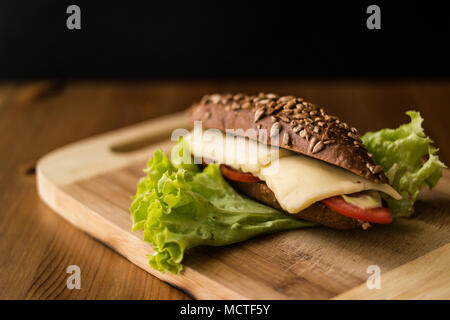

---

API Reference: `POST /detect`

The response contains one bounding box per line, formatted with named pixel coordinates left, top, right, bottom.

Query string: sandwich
left=189, top=93, right=401, bottom=230
left=130, top=93, right=445, bottom=273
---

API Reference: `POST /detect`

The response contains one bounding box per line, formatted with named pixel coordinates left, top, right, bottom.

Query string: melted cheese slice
left=185, top=130, right=401, bottom=213
left=259, top=156, right=401, bottom=212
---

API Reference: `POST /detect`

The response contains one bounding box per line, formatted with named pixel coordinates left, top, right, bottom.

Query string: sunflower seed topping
left=347, top=132, right=360, bottom=141
left=209, top=94, right=221, bottom=104
left=372, top=165, right=383, bottom=174
left=293, top=124, right=303, bottom=133
left=254, top=108, right=265, bottom=122
left=221, top=94, right=232, bottom=104
left=274, top=103, right=284, bottom=111
left=233, top=93, right=244, bottom=100
left=231, top=102, right=241, bottom=110
left=279, top=96, right=293, bottom=103
left=242, top=102, right=251, bottom=109
left=266, top=93, right=278, bottom=99
left=304, top=118, right=313, bottom=125
left=312, top=141, right=324, bottom=154
left=284, top=101, right=296, bottom=109
left=309, top=136, right=318, bottom=151
left=279, top=115, right=290, bottom=123
left=293, top=113, right=306, bottom=119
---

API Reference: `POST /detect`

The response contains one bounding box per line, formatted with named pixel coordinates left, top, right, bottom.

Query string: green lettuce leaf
left=362, top=111, right=446, bottom=218
left=130, top=141, right=315, bottom=274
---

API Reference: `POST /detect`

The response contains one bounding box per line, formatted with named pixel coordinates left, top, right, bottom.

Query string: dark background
left=1, top=1, right=450, bottom=79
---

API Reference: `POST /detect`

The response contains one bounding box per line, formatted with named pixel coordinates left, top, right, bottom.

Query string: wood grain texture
left=333, top=243, right=450, bottom=299
left=36, top=111, right=450, bottom=299
left=1, top=80, right=450, bottom=299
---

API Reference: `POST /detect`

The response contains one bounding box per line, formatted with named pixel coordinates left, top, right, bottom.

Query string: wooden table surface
left=0, top=80, right=449, bottom=299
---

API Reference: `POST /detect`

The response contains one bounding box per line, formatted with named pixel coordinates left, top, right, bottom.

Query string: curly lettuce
left=362, top=111, right=446, bottom=218
left=130, top=141, right=315, bottom=274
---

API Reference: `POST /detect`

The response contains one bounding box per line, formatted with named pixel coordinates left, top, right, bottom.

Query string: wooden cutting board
left=36, top=111, right=450, bottom=299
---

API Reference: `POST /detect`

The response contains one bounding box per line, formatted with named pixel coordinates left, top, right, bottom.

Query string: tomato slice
left=321, top=196, right=392, bottom=224
left=211, top=158, right=392, bottom=224
left=220, top=164, right=262, bottom=183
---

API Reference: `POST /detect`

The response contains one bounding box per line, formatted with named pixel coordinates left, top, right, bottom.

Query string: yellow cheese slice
left=186, top=130, right=401, bottom=214
left=259, top=155, right=401, bottom=213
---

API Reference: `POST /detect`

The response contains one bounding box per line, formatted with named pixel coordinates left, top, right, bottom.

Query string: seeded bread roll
left=228, top=179, right=365, bottom=230
left=190, top=93, right=387, bottom=184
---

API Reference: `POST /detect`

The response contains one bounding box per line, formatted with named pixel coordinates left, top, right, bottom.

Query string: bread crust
left=228, top=179, right=363, bottom=230
left=190, top=93, right=387, bottom=184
